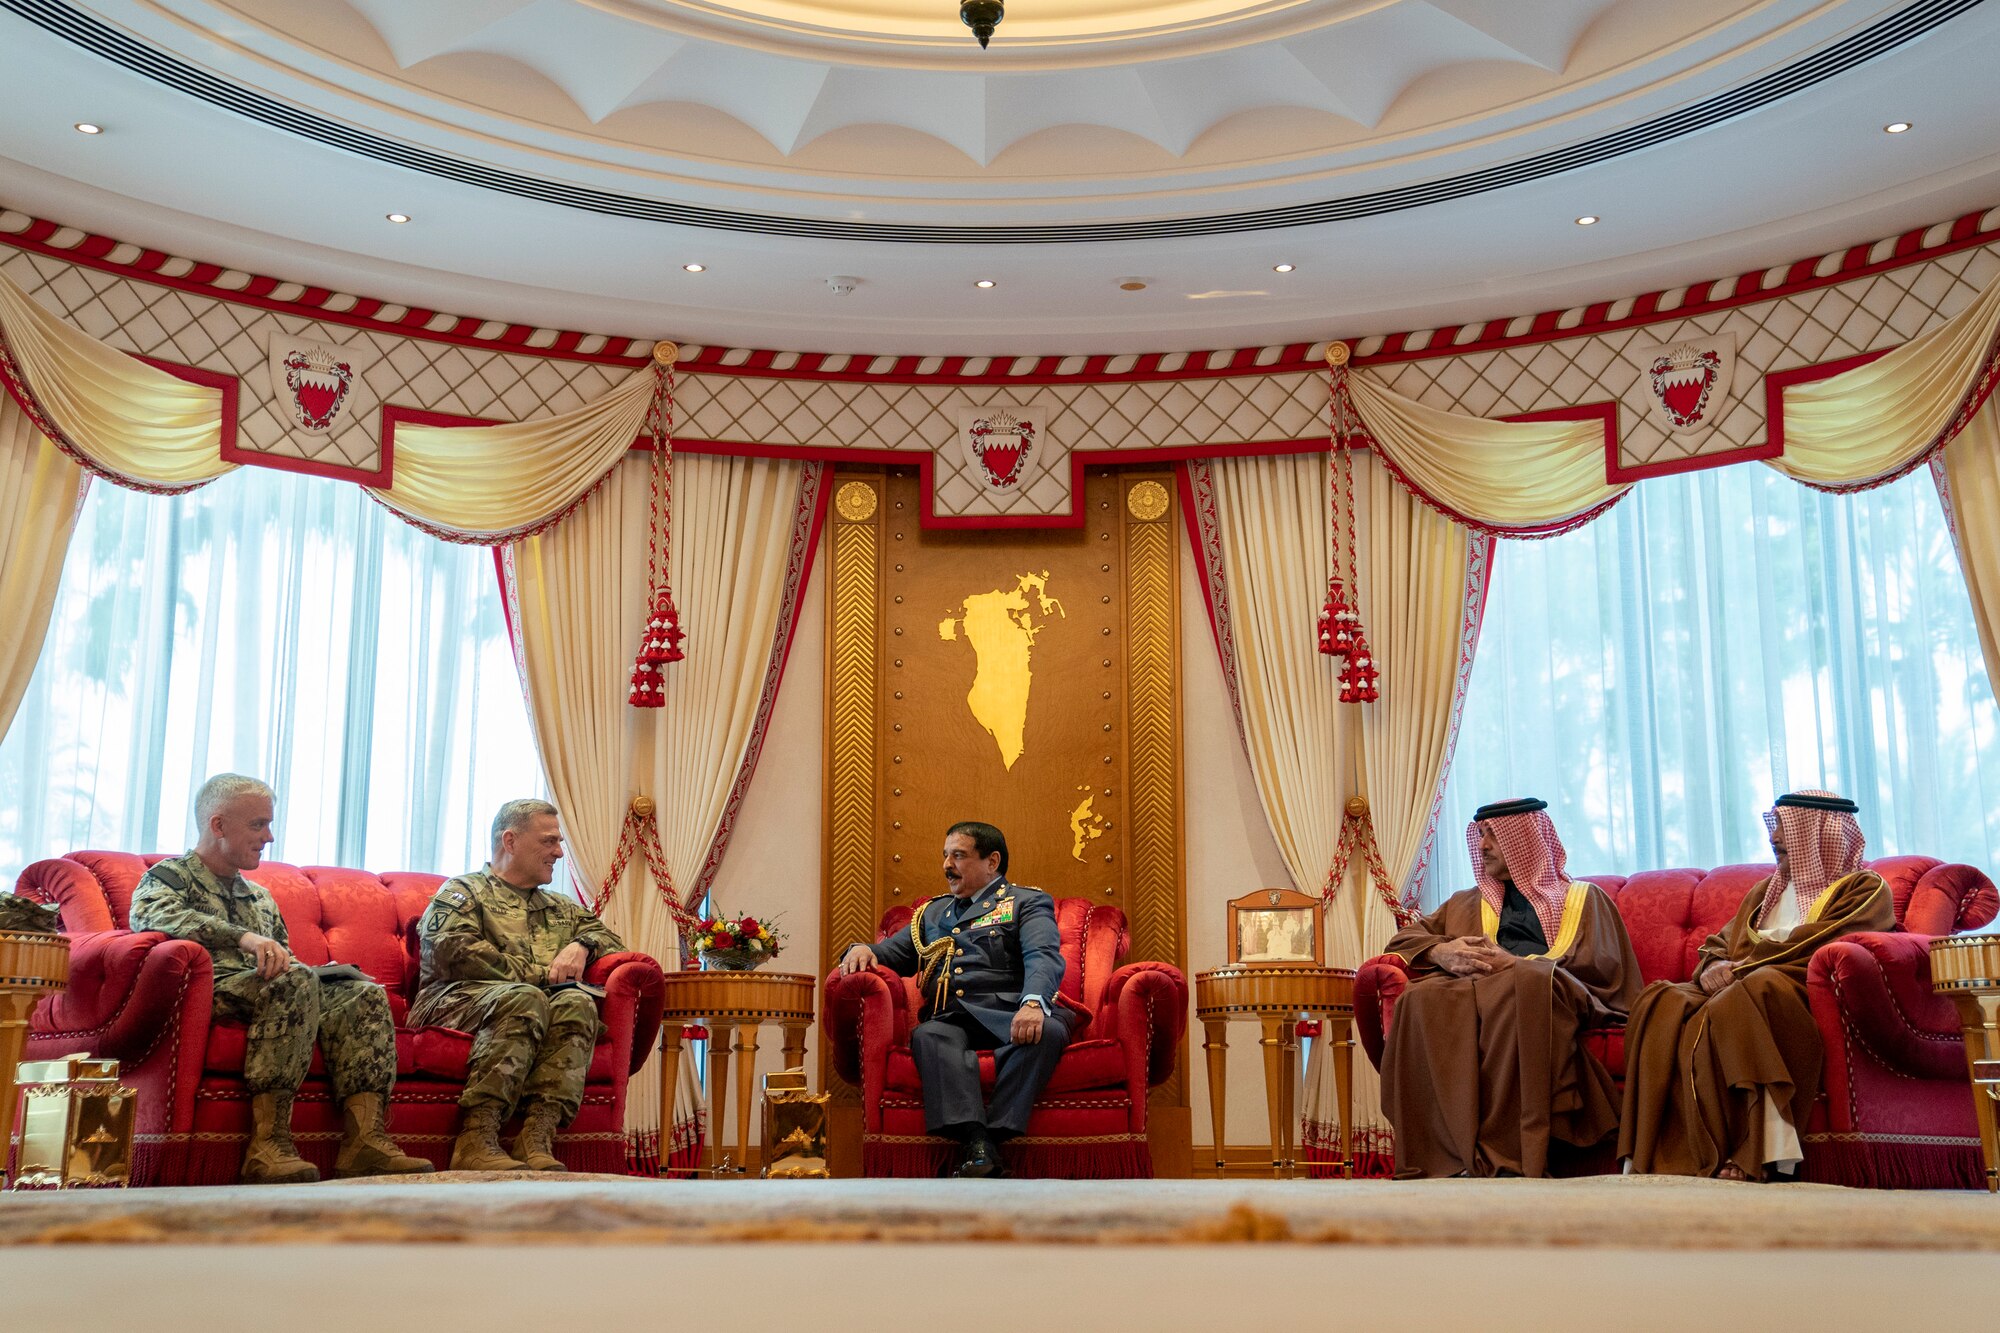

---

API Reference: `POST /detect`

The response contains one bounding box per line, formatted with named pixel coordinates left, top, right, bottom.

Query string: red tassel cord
left=1322, top=345, right=1380, bottom=696
left=631, top=347, right=683, bottom=706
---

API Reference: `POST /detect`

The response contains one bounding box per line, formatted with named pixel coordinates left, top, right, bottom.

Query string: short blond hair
left=195, top=773, right=274, bottom=829
left=491, top=798, right=559, bottom=853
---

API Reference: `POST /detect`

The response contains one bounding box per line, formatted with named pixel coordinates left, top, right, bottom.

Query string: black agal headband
left=1773, top=792, right=1859, bottom=813
left=1473, top=797, right=1548, bottom=821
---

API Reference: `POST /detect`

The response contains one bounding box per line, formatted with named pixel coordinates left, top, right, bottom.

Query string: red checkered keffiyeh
left=1467, top=800, right=1571, bottom=944
left=1760, top=789, right=1866, bottom=924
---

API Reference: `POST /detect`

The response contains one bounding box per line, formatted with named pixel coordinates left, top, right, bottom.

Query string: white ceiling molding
left=0, top=0, right=1997, bottom=353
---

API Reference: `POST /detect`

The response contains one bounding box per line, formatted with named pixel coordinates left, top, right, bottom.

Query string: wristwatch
left=1021, top=995, right=1046, bottom=1011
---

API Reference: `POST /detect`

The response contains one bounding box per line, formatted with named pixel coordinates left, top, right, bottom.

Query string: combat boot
left=450, top=1104, right=530, bottom=1172
left=511, top=1100, right=567, bottom=1171
left=334, top=1093, right=433, bottom=1177
left=241, top=1091, right=320, bottom=1184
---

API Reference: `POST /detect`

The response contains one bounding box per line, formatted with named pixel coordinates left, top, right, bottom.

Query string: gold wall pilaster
left=822, top=475, right=885, bottom=1079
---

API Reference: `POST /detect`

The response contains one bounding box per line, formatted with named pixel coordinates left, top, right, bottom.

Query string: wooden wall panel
left=822, top=466, right=1188, bottom=1158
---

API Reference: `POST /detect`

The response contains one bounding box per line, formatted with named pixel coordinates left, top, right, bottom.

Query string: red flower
left=711, top=930, right=738, bottom=950
left=739, top=917, right=761, bottom=937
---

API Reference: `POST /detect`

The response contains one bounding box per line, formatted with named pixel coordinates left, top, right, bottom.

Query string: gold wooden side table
left=1930, top=929, right=2000, bottom=1193
left=657, top=970, right=817, bottom=1176
left=1, top=928, right=71, bottom=1187
left=1194, top=965, right=1354, bottom=1180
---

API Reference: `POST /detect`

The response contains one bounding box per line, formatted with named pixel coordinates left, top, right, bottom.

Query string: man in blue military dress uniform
left=838, top=820, right=1069, bottom=1177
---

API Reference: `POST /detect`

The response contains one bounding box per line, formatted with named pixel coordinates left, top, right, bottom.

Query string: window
left=0, top=463, right=543, bottom=883
left=1430, top=461, right=2000, bottom=899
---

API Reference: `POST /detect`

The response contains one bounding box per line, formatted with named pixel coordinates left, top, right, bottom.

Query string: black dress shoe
left=953, top=1136, right=1008, bottom=1179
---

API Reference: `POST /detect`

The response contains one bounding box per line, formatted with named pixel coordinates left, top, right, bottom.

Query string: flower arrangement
left=691, top=912, right=784, bottom=971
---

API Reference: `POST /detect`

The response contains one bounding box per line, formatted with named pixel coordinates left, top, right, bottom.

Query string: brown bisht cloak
left=1380, top=882, right=1642, bottom=1178
left=1617, top=870, right=1892, bottom=1177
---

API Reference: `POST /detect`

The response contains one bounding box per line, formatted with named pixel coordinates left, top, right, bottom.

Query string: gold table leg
left=1259, top=1016, right=1288, bottom=1180
left=1948, top=991, right=2000, bottom=1193
left=1278, top=1021, right=1298, bottom=1178
left=0, top=932, right=68, bottom=1189
left=732, top=1023, right=760, bottom=1176
left=705, top=1019, right=730, bottom=1175
left=1201, top=1017, right=1228, bottom=1179
left=658, top=1020, right=686, bottom=1177
left=780, top=1022, right=809, bottom=1074
left=1330, top=1013, right=1355, bottom=1180
left=0, top=990, right=36, bottom=1188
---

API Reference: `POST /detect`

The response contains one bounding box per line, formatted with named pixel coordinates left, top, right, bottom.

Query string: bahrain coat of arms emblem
left=955, top=404, right=1044, bottom=490
left=264, top=331, right=378, bottom=436
left=1631, top=331, right=1738, bottom=435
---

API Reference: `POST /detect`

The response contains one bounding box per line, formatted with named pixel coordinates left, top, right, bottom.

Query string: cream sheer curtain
left=1940, top=400, right=2000, bottom=701
left=0, top=461, right=538, bottom=881
left=0, top=399, right=84, bottom=737
left=1206, top=451, right=1472, bottom=1168
left=510, top=451, right=810, bottom=1164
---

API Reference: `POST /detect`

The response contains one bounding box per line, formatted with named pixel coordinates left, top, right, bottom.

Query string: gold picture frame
left=1226, top=888, right=1323, bottom=968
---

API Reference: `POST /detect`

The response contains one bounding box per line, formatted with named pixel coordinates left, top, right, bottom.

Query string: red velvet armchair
left=15, top=851, right=666, bottom=1185
left=1353, top=856, right=1997, bottom=1187
left=822, top=897, right=1186, bottom=1178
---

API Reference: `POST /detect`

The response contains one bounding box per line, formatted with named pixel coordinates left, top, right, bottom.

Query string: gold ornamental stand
left=1930, top=928, right=2000, bottom=1192
left=657, top=970, right=817, bottom=1176
left=1, top=929, right=71, bottom=1187
left=1194, top=965, right=1354, bottom=1179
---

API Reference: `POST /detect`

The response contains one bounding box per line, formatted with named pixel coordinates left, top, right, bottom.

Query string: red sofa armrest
left=821, top=967, right=906, bottom=1117
left=15, top=857, right=119, bottom=934
left=30, top=930, right=214, bottom=1062
left=1807, top=931, right=1968, bottom=1083
left=1901, top=864, right=2000, bottom=936
left=1354, top=953, right=1410, bottom=1071
left=26, top=930, right=216, bottom=1183
left=1100, top=962, right=1188, bottom=1089
left=586, top=951, right=667, bottom=1078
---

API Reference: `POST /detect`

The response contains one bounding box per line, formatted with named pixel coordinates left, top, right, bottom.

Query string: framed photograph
left=1226, top=888, right=1323, bottom=968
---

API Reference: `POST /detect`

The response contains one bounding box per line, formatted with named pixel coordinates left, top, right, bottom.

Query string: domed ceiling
left=1, top=0, right=1998, bottom=351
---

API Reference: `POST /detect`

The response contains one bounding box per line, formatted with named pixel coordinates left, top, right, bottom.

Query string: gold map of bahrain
left=937, top=570, right=1066, bottom=770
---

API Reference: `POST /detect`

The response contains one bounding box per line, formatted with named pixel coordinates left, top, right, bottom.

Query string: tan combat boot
left=510, top=1100, right=567, bottom=1172
left=334, top=1093, right=434, bottom=1177
left=241, top=1091, right=320, bottom=1184
left=450, top=1104, right=530, bottom=1172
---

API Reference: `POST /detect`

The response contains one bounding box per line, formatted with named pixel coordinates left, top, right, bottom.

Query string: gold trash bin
left=760, top=1067, right=829, bottom=1179
left=11, top=1056, right=135, bottom=1189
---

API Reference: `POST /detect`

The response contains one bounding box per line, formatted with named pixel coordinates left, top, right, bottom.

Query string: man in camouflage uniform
left=413, top=798, right=623, bottom=1172
left=129, top=773, right=430, bottom=1183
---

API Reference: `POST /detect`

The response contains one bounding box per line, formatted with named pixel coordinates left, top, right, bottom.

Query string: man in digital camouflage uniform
left=412, top=798, right=623, bottom=1172
left=129, top=773, right=430, bottom=1183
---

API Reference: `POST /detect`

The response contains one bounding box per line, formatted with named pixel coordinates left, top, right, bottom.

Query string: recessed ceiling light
left=1885, top=121, right=1912, bottom=134
left=1118, top=278, right=1148, bottom=291
left=1575, top=215, right=1600, bottom=226
left=975, top=279, right=996, bottom=289
left=1273, top=263, right=1295, bottom=273
left=683, top=263, right=706, bottom=273
left=73, top=122, right=102, bottom=135
left=385, top=213, right=411, bottom=224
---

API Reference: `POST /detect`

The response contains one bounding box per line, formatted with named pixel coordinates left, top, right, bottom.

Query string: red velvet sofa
left=15, top=851, right=666, bottom=1185
left=822, top=897, right=1187, bottom=1178
left=1352, top=856, right=1997, bottom=1187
